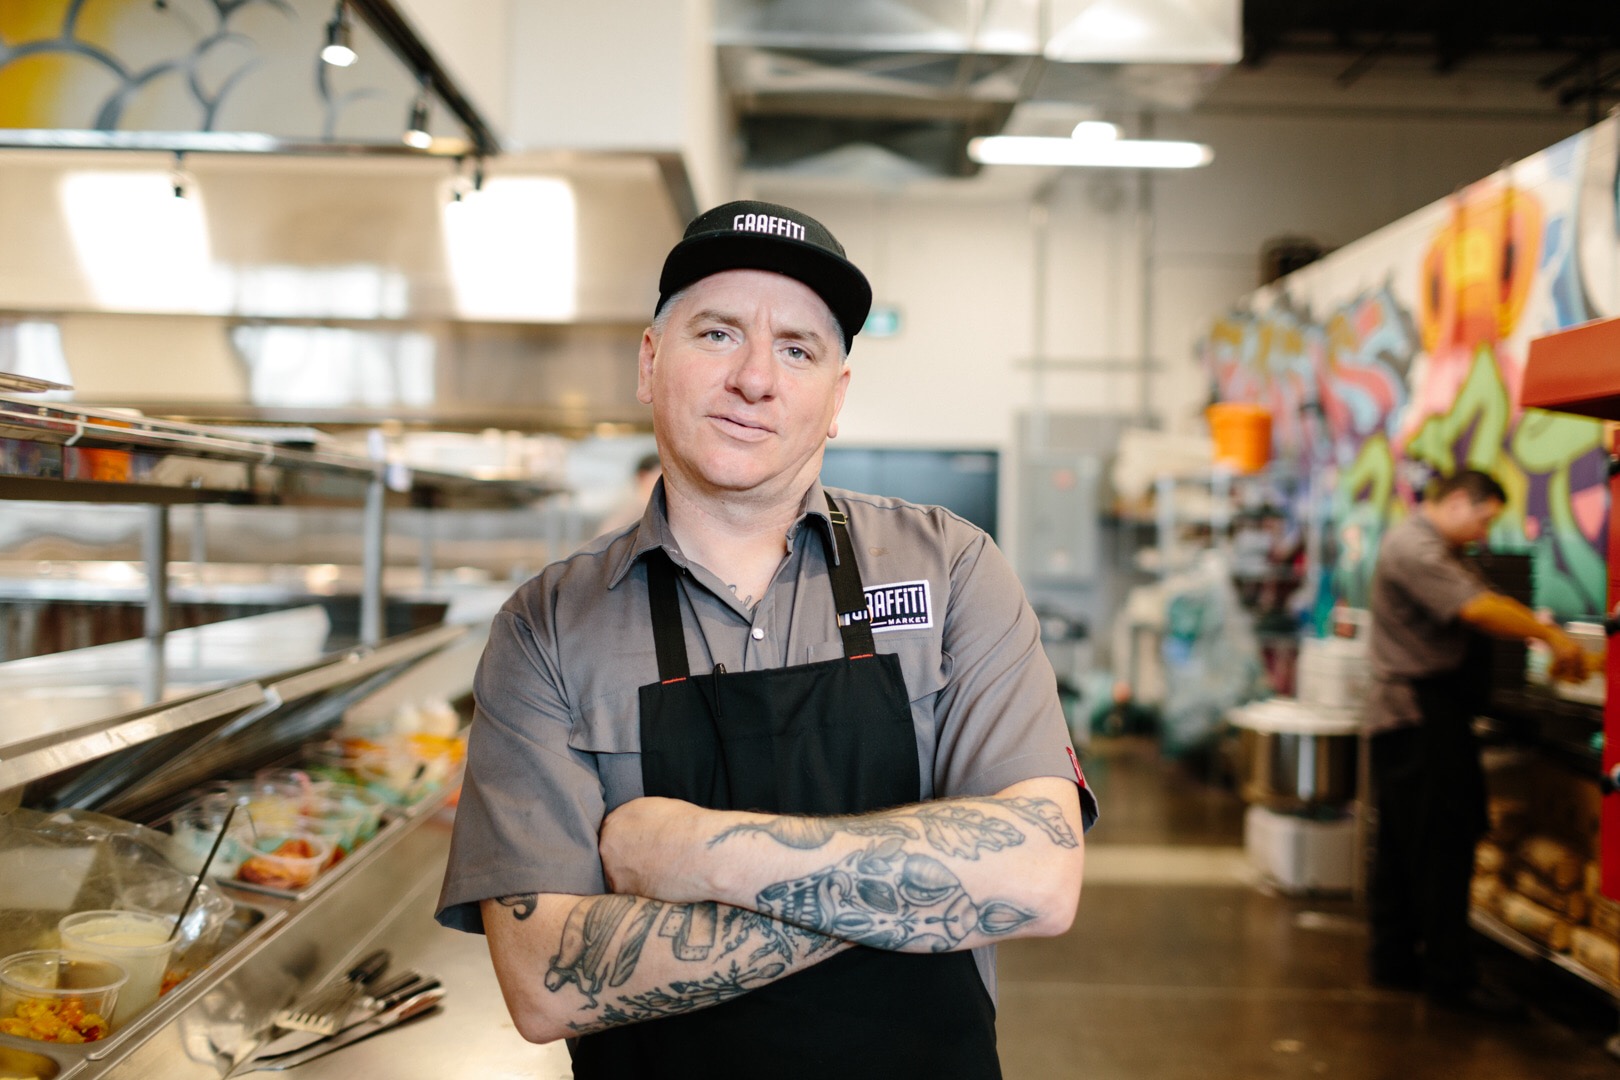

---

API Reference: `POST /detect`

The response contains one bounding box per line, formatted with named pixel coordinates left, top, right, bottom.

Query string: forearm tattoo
left=540, top=895, right=838, bottom=1032
left=758, top=838, right=1035, bottom=949
left=710, top=795, right=1080, bottom=856
left=497, top=893, right=538, bottom=920
left=517, top=797, right=1075, bottom=1033
left=706, top=796, right=1077, bottom=951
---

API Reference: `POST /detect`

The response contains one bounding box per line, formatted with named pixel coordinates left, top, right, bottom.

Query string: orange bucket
left=1206, top=403, right=1273, bottom=473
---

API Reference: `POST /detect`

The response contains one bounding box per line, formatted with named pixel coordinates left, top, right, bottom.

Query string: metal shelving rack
left=0, top=392, right=561, bottom=656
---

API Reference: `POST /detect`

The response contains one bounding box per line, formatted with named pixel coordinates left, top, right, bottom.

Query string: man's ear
left=636, top=329, right=658, bottom=405
left=827, top=363, right=851, bottom=439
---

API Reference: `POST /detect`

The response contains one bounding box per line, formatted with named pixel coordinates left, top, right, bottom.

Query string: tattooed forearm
left=710, top=795, right=1079, bottom=857
left=757, top=839, right=1036, bottom=951
left=1002, top=797, right=1081, bottom=848
left=497, top=893, right=539, bottom=920
left=543, top=894, right=843, bottom=1030
left=570, top=961, right=783, bottom=1034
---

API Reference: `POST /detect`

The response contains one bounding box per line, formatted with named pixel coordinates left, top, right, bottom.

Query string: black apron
left=570, top=498, right=1001, bottom=1080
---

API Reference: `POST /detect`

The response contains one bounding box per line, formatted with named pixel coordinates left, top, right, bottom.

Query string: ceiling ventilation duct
left=716, top=0, right=1241, bottom=178
left=1044, top=0, right=1240, bottom=64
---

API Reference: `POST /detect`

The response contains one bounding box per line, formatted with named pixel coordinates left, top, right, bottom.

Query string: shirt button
left=750, top=627, right=765, bottom=641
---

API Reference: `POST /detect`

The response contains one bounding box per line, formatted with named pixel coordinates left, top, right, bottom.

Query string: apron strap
left=823, top=494, right=876, bottom=659
left=646, top=549, right=690, bottom=682
left=643, top=496, right=876, bottom=678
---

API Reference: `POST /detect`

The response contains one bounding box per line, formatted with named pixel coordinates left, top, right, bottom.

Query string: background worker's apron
left=570, top=500, right=1001, bottom=1079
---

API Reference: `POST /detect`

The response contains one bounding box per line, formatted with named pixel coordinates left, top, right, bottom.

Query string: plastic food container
left=308, top=733, right=463, bottom=807
left=209, top=779, right=305, bottom=835
left=0, top=950, right=127, bottom=1043
left=56, top=911, right=175, bottom=1030
left=167, top=794, right=257, bottom=880
left=294, top=798, right=369, bottom=863
left=310, top=780, right=389, bottom=843
left=234, top=833, right=334, bottom=892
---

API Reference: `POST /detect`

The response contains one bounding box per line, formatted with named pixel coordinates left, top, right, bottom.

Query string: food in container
left=0, top=950, right=126, bottom=1043
left=310, top=781, right=389, bottom=843
left=235, top=833, right=333, bottom=892
left=56, top=910, right=175, bottom=1029
left=167, top=794, right=256, bottom=880
left=293, top=797, right=369, bottom=865
left=305, top=732, right=464, bottom=807
left=207, top=779, right=305, bottom=835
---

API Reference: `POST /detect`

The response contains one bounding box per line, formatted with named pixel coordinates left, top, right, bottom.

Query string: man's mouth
left=712, top=414, right=771, bottom=436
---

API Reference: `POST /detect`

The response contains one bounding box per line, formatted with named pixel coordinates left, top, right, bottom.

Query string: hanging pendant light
left=321, top=2, right=357, bottom=67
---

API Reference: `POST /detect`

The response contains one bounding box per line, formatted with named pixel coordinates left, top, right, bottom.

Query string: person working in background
left=595, top=451, right=661, bottom=536
left=436, top=200, right=1096, bottom=1079
left=1366, top=468, right=1594, bottom=1015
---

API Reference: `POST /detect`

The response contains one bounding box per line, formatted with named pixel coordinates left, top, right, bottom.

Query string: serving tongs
left=239, top=978, right=446, bottom=1072
left=273, top=948, right=391, bottom=1035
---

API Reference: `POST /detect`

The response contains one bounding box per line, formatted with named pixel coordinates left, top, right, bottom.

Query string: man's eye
left=783, top=346, right=807, bottom=360
left=703, top=329, right=730, bottom=343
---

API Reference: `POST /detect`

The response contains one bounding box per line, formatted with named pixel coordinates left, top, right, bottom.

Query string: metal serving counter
left=0, top=792, right=573, bottom=1078
left=268, top=814, right=574, bottom=1080
left=0, top=608, right=530, bottom=1078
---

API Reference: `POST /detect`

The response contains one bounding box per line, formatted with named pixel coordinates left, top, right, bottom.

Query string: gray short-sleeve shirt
left=1366, top=513, right=1491, bottom=732
left=435, top=480, right=1094, bottom=994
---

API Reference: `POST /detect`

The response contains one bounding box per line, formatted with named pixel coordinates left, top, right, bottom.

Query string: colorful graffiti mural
left=1199, top=122, right=1615, bottom=620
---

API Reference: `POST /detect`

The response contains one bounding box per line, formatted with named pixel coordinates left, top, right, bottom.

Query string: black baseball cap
left=656, top=200, right=873, bottom=352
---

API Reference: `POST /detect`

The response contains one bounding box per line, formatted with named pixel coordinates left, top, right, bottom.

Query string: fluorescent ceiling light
left=969, top=135, right=1213, bottom=169
left=1071, top=121, right=1120, bottom=143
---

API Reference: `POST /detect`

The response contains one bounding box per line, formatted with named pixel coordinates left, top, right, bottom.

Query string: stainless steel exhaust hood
left=0, top=150, right=677, bottom=430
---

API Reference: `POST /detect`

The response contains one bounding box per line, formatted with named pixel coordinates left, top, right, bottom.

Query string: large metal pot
left=1228, top=699, right=1360, bottom=810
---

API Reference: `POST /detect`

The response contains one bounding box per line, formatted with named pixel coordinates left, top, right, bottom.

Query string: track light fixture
left=404, top=80, right=433, bottom=150
left=447, top=156, right=489, bottom=203
left=170, top=151, right=189, bottom=200
left=321, top=2, right=357, bottom=67
left=449, top=157, right=466, bottom=202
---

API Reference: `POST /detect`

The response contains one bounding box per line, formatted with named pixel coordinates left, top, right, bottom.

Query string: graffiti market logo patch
left=841, top=579, right=933, bottom=633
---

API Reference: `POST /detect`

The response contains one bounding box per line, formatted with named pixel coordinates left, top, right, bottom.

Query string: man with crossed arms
left=438, top=200, right=1097, bottom=1078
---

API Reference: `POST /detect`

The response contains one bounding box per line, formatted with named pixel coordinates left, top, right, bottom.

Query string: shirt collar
left=1412, top=511, right=1451, bottom=547
left=788, top=477, right=841, bottom=562
left=605, top=476, right=840, bottom=590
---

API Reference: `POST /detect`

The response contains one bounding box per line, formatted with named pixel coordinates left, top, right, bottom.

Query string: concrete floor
left=994, top=737, right=1619, bottom=1079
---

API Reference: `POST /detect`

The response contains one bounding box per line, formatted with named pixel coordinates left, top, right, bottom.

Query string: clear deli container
left=0, top=950, right=127, bottom=1044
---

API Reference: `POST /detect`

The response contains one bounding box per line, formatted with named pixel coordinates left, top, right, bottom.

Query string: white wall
left=505, top=0, right=732, bottom=206
left=393, top=0, right=514, bottom=135
left=754, top=110, right=1587, bottom=447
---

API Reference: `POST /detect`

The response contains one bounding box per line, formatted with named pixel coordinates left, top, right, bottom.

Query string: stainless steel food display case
left=0, top=396, right=565, bottom=1077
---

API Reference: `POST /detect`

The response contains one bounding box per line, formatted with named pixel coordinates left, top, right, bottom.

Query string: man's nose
left=727, top=336, right=777, bottom=401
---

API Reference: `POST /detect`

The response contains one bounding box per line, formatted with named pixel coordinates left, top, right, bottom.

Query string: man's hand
left=1546, top=629, right=1588, bottom=683
left=600, top=796, right=719, bottom=902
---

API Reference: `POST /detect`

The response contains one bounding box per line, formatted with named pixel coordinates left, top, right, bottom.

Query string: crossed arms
left=482, top=775, right=1085, bottom=1043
